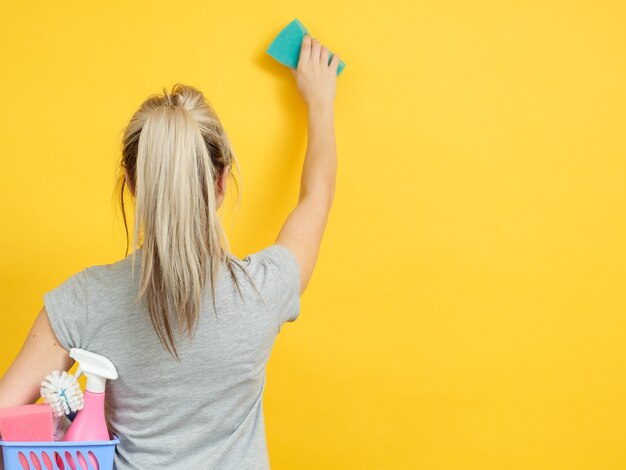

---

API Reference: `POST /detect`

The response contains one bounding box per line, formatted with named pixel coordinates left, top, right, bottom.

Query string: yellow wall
left=1, top=1, right=625, bottom=468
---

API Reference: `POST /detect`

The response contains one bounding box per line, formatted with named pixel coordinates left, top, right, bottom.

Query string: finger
left=298, top=34, right=312, bottom=67
left=329, top=53, right=340, bottom=73
left=291, top=68, right=296, bottom=77
left=311, top=37, right=321, bottom=65
left=321, top=45, right=330, bottom=67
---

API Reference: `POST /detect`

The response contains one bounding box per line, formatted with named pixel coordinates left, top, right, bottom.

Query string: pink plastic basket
left=0, top=434, right=119, bottom=470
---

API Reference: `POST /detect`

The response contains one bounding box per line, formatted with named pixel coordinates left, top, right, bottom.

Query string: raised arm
left=275, top=34, right=340, bottom=295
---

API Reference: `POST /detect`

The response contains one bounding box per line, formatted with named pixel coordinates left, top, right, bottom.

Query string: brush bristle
left=40, top=370, right=84, bottom=418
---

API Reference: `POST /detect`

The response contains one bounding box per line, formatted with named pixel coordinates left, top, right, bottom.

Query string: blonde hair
left=114, top=83, right=262, bottom=360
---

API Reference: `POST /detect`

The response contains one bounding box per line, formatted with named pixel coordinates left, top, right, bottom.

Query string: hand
left=291, top=34, right=340, bottom=111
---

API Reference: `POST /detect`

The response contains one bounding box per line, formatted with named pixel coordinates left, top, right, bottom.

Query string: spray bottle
left=62, top=348, right=118, bottom=442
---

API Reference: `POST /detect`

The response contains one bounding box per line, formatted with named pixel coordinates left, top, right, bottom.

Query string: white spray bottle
left=62, top=348, right=118, bottom=442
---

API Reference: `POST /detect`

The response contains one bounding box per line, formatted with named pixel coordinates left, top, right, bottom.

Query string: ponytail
left=115, top=84, right=262, bottom=360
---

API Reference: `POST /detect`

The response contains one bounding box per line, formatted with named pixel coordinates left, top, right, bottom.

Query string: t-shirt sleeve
left=43, top=268, right=89, bottom=351
left=247, top=243, right=301, bottom=332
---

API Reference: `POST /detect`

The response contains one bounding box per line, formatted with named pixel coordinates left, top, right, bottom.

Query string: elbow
left=300, top=188, right=334, bottom=212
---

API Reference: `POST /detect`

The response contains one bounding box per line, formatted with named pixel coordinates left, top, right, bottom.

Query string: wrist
left=307, top=103, right=334, bottom=117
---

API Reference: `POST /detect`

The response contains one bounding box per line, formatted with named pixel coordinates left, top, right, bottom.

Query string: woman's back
left=0, top=32, right=338, bottom=470
left=43, top=244, right=300, bottom=469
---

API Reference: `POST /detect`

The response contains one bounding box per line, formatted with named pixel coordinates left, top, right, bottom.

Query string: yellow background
left=1, top=1, right=625, bottom=468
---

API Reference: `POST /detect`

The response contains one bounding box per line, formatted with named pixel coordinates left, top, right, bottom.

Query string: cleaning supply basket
left=0, top=434, right=119, bottom=470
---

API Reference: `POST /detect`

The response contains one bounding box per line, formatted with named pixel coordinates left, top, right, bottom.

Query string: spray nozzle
left=69, top=348, right=118, bottom=393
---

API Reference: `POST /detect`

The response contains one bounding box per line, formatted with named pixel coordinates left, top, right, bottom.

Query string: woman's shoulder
left=81, top=244, right=299, bottom=287
left=81, top=251, right=141, bottom=284
left=240, top=243, right=297, bottom=266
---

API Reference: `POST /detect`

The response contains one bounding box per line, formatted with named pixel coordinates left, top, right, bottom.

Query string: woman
left=0, top=34, right=339, bottom=469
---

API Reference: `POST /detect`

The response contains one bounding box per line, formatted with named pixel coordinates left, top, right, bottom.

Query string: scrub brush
left=40, top=369, right=84, bottom=440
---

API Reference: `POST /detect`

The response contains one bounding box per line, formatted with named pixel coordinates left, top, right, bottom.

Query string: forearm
left=299, top=105, right=337, bottom=210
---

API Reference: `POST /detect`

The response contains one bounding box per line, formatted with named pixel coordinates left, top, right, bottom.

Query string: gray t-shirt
left=43, top=244, right=300, bottom=470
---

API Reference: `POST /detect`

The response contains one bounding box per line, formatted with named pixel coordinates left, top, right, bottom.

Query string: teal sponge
left=266, top=18, right=346, bottom=76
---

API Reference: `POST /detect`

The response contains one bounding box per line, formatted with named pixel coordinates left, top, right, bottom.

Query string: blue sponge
left=266, top=18, right=346, bottom=76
